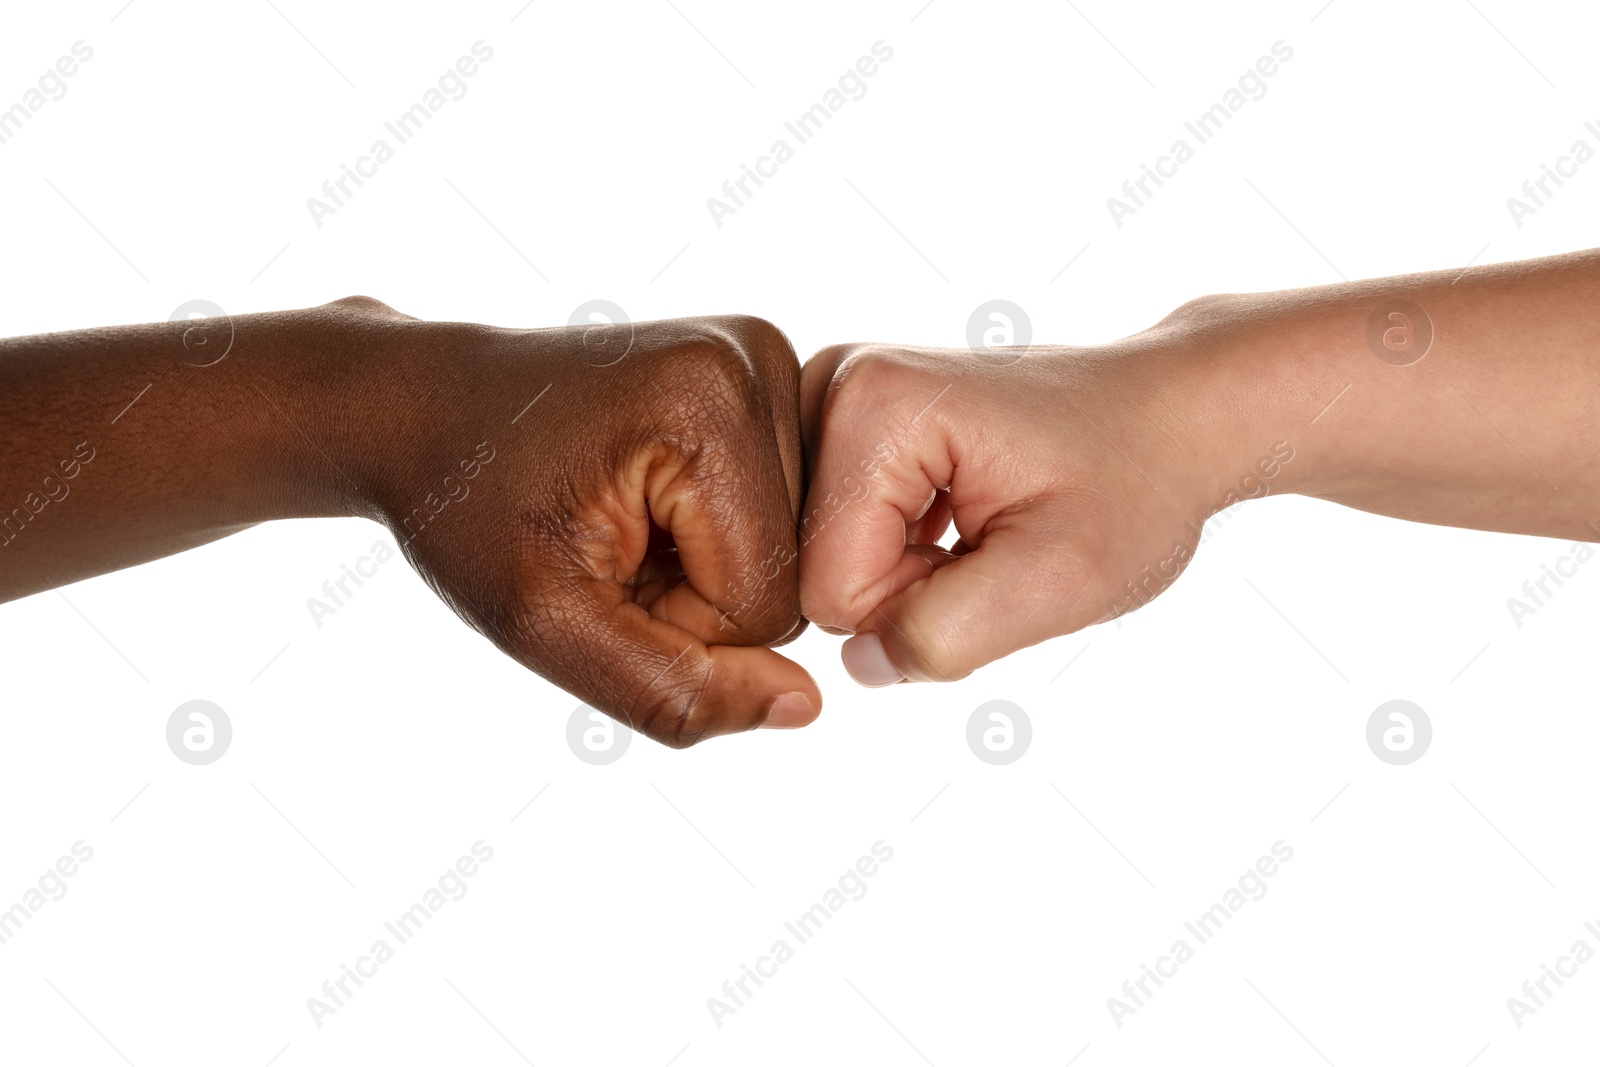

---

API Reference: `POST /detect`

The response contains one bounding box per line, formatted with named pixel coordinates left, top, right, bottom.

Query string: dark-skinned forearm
left=0, top=299, right=426, bottom=601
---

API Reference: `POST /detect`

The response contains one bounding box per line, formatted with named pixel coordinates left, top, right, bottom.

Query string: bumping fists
left=419, top=316, right=1220, bottom=747
left=7, top=251, right=1596, bottom=748
left=0, top=293, right=1232, bottom=750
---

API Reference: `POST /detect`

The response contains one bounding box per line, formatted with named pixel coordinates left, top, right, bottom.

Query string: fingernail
left=842, top=632, right=904, bottom=687
left=762, top=691, right=815, bottom=729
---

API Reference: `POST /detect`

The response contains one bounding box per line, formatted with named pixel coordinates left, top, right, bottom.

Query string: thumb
left=840, top=516, right=1098, bottom=685
left=553, top=581, right=822, bottom=747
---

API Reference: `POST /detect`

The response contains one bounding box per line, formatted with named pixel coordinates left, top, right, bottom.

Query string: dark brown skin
left=0, top=298, right=820, bottom=746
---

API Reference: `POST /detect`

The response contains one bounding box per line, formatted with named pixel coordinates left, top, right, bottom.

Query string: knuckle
left=665, top=334, right=765, bottom=422
left=811, top=342, right=859, bottom=364
left=829, top=345, right=919, bottom=413
left=718, top=314, right=795, bottom=362
left=800, top=343, right=856, bottom=395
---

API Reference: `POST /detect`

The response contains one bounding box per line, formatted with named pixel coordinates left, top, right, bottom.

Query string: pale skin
left=800, top=247, right=1600, bottom=686
left=3, top=249, right=1597, bottom=730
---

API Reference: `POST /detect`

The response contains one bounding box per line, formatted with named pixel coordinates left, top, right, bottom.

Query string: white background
left=2, top=1, right=1598, bottom=1064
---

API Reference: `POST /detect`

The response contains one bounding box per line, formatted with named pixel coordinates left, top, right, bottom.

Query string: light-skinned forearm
left=1156, top=248, right=1600, bottom=539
